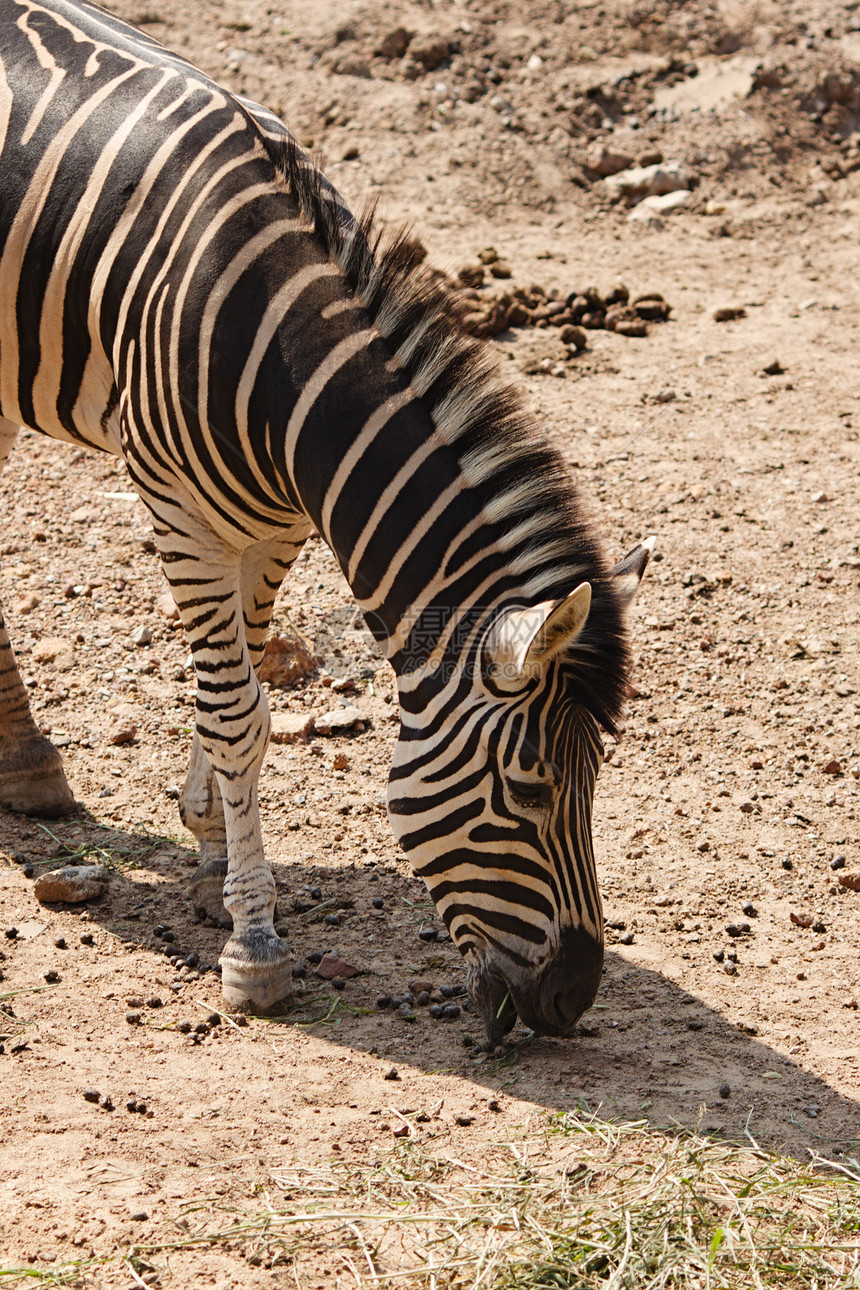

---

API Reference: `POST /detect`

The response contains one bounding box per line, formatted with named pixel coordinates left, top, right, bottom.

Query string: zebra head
left=387, top=539, right=653, bottom=1044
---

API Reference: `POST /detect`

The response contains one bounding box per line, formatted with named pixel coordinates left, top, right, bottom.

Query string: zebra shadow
left=3, top=810, right=858, bottom=1159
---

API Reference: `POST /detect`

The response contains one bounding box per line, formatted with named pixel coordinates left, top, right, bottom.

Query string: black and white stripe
left=0, top=0, right=651, bottom=1036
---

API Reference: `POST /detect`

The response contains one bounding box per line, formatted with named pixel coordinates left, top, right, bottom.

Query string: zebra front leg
left=181, top=530, right=309, bottom=926
left=155, top=517, right=291, bottom=1013
left=0, top=417, right=74, bottom=816
left=181, top=731, right=230, bottom=926
left=193, top=619, right=289, bottom=1012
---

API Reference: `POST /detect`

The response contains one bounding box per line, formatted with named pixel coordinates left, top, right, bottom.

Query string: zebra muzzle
left=471, top=925, right=604, bottom=1041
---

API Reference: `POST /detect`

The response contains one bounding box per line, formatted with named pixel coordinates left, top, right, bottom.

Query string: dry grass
left=2, top=1106, right=859, bottom=1288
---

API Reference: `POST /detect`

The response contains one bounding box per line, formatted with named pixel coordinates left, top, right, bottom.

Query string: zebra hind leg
left=0, top=418, right=74, bottom=817
left=0, top=628, right=76, bottom=817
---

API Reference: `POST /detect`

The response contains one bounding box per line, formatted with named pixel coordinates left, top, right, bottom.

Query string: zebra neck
left=294, top=368, right=512, bottom=677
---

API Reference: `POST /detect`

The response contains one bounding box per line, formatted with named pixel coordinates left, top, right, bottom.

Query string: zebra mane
left=274, top=143, right=630, bottom=734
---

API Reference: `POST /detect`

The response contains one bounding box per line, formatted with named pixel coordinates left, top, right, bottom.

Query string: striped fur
left=0, top=0, right=644, bottom=1034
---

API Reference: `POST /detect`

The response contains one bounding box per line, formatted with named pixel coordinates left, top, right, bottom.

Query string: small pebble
left=43, top=969, right=60, bottom=983
left=130, top=1210, right=148, bottom=1222
left=83, top=1088, right=100, bottom=1103
left=383, top=1067, right=400, bottom=1081
left=310, top=886, right=322, bottom=900
left=454, top=1113, right=474, bottom=1126
left=619, top=931, right=635, bottom=945
left=687, top=1019, right=704, bottom=1031
left=100, top=1095, right=114, bottom=1111
left=126, top=1012, right=141, bottom=1026
left=177, top=1021, right=192, bottom=1034
left=418, top=927, right=437, bottom=942
left=724, top=963, right=737, bottom=976
left=713, top=306, right=746, bottom=322
left=719, top=1084, right=731, bottom=1099
left=741, top=903, right=757, bottom=917
left=831, top=855, right=846, bottom=871
left=372, top=897, right=384, bottom=909
left=4, top=927, right=18, bottom=940
left=53, top=937, right=67, bottom=950
left=324, top=913, right=341, bottom=927
left=713, top=949, right=725, bottom=963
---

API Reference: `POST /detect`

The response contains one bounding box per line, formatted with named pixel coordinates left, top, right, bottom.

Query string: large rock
left=34, top=865, right=109, bottom=904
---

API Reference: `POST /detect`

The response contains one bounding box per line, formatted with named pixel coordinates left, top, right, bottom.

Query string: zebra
left=0, top=0, right=652, bottom=1043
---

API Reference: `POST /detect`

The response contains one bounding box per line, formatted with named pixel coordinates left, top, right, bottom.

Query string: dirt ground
left=1, top=0, right=859, bottom=1283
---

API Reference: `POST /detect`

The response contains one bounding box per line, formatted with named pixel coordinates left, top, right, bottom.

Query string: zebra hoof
left=184, top=856, right=232, bottom=927
left=0, top=735, right=76, bottom=817
left=219, top=932, right=293, bottom=1015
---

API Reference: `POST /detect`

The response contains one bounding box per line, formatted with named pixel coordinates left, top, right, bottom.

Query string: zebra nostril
left=552, top=986, right=588, bottom=1027
left=534, top=925, right=604, bottom=1034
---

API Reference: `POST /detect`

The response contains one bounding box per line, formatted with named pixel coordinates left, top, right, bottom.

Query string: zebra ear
left=492, top=582, right=592, bottom=680
left=613, top=536, right=656, bottom=608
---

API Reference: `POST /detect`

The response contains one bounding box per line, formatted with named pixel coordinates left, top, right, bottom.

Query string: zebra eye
left=507, top=779, right=554, bottom=810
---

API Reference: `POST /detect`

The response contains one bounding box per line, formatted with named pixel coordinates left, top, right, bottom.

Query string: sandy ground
left=1, top=0, right=859, bottom=1284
